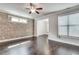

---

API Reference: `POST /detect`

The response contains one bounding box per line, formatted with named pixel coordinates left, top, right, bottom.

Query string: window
left=19, top=18, right=27, bottom=23
left=10, top=16, right=28, bottom=24
left=58, top=16, right=68, bottom=36
left=69, top=13, right=79, bottom=37
left=11, top=17, right=19, bottom=22
left=58, top=13, right=79, bottom=37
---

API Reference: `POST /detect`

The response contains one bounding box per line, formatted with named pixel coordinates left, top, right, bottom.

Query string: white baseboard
left=0, top=35, right=33, bottom=43
left=48, top=34, right=79, bottom=47
left=34, top=33, right=48, bottom=37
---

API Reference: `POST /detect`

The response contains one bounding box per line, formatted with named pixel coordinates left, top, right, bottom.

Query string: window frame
left=58, top=13, right=79, bottom=39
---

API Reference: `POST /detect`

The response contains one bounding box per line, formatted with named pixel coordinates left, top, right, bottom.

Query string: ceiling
left=0, top=3, right=78, bottom=19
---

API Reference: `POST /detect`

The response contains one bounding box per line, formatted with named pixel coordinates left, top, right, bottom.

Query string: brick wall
left=0, top=12, right=33, bottom=40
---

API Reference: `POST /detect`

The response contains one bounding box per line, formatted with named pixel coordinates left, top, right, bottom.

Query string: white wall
left=37, top=19, right=49, bottom=36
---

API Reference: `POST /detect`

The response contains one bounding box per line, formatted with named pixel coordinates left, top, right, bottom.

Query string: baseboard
left=34, top=33, right=48, bottom=37
left=0, top=35, right=33, bottom=43
left=49, top=38, right=79, bottom=47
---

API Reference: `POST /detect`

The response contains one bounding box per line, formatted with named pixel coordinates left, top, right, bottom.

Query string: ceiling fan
left=26, top=3, right=43, bottom=14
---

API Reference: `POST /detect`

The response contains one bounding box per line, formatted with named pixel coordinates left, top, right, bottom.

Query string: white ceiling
left=0, top=3, right=78, bottom=19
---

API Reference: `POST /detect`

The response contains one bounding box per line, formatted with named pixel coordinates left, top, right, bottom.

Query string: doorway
left=37, top=18, right=49, bottom=36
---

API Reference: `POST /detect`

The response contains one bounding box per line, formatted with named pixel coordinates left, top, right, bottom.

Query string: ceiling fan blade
left=35, top=11, right=39, bottom=14
left=30, top=3, right=36, bottom=7
left=30, top=3, right=32, bottom=6
left=36, top=8, right=43, bottom=10
left=29, top=11, right=31, bottom=14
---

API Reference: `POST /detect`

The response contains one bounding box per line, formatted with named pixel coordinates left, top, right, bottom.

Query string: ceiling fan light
left=31, top=9, right=35, bottom=13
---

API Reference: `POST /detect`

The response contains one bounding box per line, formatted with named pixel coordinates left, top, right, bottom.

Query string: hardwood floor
left=0, top=37, right=37, bottom=55
left=49, top=40, right=79, bottom=55
left=0, top=35, right=79, bottom=55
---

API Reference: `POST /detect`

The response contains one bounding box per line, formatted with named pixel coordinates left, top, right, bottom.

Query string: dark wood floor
left=0, top=37, right=36, bottom=55
left=0, top=35, right=79, bottom=55
left=49, top=40, right=79, bottom=55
